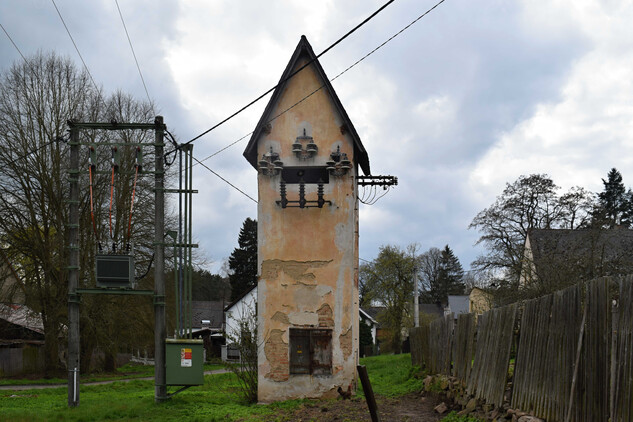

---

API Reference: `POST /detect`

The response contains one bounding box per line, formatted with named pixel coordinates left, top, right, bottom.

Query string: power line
left=1, top=138, right=64, bottom=171
left=0, top=22, right=27, bottom=62
left=184, top=0, right=398, bottom=146
left=195, top=82, right=323, bottom=167
left=192, top=156, right=258, bottom=204
left=194, top=0, right=448, bottom=165
left=50, top=0, right=103, bottom=103
left=0, top=23, right=62, bottom=151
left=114, top=0, right=153, bottom=111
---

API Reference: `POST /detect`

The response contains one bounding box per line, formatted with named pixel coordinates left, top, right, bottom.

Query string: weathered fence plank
left=612, top=275, right=633, bottom=422
left=452, top=313, right=476, bottom=382
left=429, top=314, right=454, bottom=375
left=411, top=276, right=633, bottom=422
left=584, top=277, right=611, bottom=422
left=409, top=326, right=427, bottom=368
left=467, top=304, right=516, bottom=407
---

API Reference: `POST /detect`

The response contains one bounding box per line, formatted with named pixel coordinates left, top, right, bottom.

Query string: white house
left=222, top=286, right=257, bottom=361
left=359, top=307, right=377, bottom=346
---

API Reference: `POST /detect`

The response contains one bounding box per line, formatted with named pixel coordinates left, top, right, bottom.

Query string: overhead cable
left=192, top=156, right=258, bottom=204
left=0, top=22, right=27, bottom=62
left=184, top=0, right=398, bottom=146
left=50, top=0, right=104, bottom=105
left=194, top=0, right=447, bottom=165
left=114, top=0, right=154, bottom=112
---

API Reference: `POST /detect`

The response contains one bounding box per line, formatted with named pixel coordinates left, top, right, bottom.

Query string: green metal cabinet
left=165, top=338, right=204, bottom=386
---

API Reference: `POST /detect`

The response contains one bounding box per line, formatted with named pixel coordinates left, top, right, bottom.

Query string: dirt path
left=262, top=392, right=448, bottom=422
left=0, top=369, right=229, bottom=391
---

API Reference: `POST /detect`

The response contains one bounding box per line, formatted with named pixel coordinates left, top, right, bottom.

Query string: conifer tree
left=228, top=218, right=258, bottom=301
left=437, top=245, right=465, bottom=302
left=595, top=168, right=633, bottom=228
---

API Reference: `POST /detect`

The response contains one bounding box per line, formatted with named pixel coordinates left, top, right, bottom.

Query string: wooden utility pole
left=67, top=124, right=80, bottom=407
left=154, top=116, right=167, bottom=402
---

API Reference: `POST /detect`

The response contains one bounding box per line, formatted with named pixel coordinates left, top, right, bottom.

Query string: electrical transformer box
left=165, top=338, right=204, bottom=386
left=95, top=254, right=135, bottom=288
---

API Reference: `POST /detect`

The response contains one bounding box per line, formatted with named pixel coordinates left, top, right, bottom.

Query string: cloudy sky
left=1, top=0, right=632, bottom=273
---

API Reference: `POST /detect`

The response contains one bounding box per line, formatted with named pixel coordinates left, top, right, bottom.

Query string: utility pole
left=65, top=118, right=168, bottom=406
left=154, top=116, right=167, bottom=402
left=67, top=123, right=80, bottom=407
left=413, top=262, right=419, bottom=328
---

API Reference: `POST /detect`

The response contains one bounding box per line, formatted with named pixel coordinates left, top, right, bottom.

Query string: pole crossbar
left=75, top=288, right=155, bottom=296
left=68, top=121, right=163, bottom=130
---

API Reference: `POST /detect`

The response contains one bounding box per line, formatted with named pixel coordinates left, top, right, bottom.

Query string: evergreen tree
left=419, top=245, right=465, bottom=304
left=228, top=218, right=258, bottom=301
left=192, top=269, right=230, bottom=302
left=359, top=321, right=374, bottom=356
left=437, top=245, right=465, bottom=302
left=595, top=168, right=633, bottom=228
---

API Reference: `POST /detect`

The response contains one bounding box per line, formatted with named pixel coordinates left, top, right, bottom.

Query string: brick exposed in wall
left=264, top=329, right=289, bottom=382
left=339, top=327, right=353, bottom=360
left=317, top=303, right=334, bottom=328
left=271, top=311, right=290, bottom=325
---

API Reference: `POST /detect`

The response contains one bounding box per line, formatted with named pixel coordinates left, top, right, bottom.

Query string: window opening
left=289, top=328, right=332, bottom=375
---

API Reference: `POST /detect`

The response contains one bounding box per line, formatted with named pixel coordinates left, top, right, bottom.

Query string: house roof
left=359, top=308, right=378, bottom=325
left=526, top=228, right=633, bottom=282
left=243, top=35, right=370, bottom=176
left=0, top=303, right=44, bottom=335
left=191, top=301, right=224, bottom=330
left=363, top=306, right=386, bottom=328
left=224, top=285, right=257, bottom=313
left=419, top=303, right=444, bottom=319
left=447, top=295, right=470, bottom=315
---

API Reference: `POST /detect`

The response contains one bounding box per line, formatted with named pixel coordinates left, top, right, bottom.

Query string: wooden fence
left=409, top=275, right=633, bottom=422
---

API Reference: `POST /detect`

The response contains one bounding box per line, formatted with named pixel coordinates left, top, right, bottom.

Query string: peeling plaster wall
left=256, top=57, right=359, bottom=403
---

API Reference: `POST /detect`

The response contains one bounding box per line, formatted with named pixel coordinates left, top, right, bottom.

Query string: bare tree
left=469, top=174, right=594, bottom=287
left=0, top=53, right=163, bottom=374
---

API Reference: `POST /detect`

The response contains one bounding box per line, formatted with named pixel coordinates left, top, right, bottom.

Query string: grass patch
left=0, top=372, right=303, bottom=421
left=358, top=353, right=424, bottom=397
left=1, top=354, right=422, bottom=420
left=0, top=363, right=225, bottom=386
left=440, top=411, right=484, bottom=422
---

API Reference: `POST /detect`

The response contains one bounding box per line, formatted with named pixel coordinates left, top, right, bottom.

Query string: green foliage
left=359, top=319, right=374, bottom=351
left=594, top=168, right=633, bottom=228
left=358, top=353, right=424, bottom=397
left=441, top=411, right=484, bottom=422
left=361, top=244, right=416, bottom=353
left=192, top=269, right=230, bottom=301
left=228, top=218, right=257, bottom=301
left=419, top=245, right=465, bottom=304
left=224, top=300, right=257, bottom=403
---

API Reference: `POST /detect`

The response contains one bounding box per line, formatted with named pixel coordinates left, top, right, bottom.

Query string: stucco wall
left=255, top=57, right=359, bottom=402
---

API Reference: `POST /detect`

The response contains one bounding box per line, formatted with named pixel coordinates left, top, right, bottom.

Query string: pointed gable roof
left=243, top=35, right=370, bottom=176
